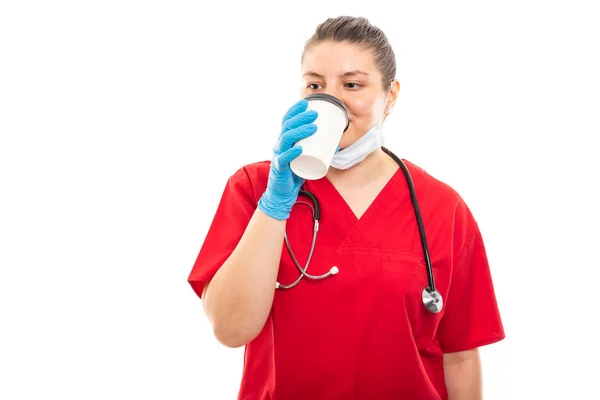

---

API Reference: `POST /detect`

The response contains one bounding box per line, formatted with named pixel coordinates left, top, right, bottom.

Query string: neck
left=326, top=148, right=395, bottom=186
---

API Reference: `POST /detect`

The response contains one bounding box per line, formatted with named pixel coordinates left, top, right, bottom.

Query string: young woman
left=188, top=16, right=505, bottom=400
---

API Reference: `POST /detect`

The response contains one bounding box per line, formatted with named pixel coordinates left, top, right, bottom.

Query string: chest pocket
left=376, top=257, right=446, bottom=346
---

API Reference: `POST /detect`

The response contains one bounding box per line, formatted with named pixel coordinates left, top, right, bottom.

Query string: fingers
left=274, top=124, right=317, bottom=154
left=274, top=146, right=303, bottom=170
left=282, top=109, right=318, bottom=133
left=281, top=99, right=308, bottom=125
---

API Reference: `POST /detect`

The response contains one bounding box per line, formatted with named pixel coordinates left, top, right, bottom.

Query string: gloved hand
left=258, top=99, right=318, bottom=221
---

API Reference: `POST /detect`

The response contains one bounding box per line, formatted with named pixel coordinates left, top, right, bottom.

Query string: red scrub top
left=188, top=159, right=505, bottom=400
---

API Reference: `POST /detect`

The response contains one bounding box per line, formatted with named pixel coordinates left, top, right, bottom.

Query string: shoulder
left=402, top=159, right=462, bottom=205
left=403, top=159, right=478, bottom=230
left=226, top=160, right=271, bottom=202
left=239, top=160, right=271, bottom=182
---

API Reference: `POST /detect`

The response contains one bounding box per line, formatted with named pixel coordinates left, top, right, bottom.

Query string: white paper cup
left=290, top=94, right=349, bottom=180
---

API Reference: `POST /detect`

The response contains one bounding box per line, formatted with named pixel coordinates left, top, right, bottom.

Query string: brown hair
left=302, top=16, right=397, bottom=90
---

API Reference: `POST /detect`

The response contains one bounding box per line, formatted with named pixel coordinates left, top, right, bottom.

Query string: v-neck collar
left=306, top=166, right=405, bottom=249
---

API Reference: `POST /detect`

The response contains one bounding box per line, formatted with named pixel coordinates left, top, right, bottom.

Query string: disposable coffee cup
left=290, top=93, right=350, bottom=180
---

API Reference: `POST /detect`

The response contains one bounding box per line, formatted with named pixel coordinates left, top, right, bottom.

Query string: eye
left=307, top=83, right=323, bottom=90
left=345, top=82, right=362, bottom=90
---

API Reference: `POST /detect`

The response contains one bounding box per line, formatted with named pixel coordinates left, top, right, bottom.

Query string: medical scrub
left=188, top=160, right=505, bottom=400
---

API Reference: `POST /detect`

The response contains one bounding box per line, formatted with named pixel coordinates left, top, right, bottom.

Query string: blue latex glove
left=258, top=99, right=318, bottom=221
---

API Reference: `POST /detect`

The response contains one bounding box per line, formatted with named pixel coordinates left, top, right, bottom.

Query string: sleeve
left=187, top=167, right=257, bottom=300
left=436, top=201, right=506, bottom=353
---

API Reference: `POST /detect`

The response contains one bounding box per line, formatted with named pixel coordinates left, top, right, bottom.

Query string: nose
left=324, top=86, right=342, bottom=101
left=323, top=87, right=349, bottom=112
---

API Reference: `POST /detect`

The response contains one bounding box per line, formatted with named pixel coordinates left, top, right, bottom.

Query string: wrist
left=258, top=193, right=292, bottom=221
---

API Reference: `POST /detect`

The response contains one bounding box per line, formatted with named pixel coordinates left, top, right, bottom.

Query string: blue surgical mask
left=330, top=95, right=389, bottom=170
left=330, top=122, right=385, bottom=170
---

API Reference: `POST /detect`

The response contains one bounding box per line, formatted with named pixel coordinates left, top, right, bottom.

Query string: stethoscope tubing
left=275, top=147, right=443, bottom=313
left=381, top=147, right=436, bottom=293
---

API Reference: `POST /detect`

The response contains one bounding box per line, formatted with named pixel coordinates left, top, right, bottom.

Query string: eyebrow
left=303, top=70, right=369, bottom=79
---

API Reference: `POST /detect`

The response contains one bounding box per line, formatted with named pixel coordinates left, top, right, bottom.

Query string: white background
left=1, top=0, right=599, bottom=399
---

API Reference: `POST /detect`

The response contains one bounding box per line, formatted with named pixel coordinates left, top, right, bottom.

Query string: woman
left=188, top=16, right=505, bottom=400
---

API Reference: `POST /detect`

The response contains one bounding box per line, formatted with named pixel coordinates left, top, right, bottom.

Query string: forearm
left=203, top=208, right=286, bottom=348
left=444, top=349, right=482, bottom=400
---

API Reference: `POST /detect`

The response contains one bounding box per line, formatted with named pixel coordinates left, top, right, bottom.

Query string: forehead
left=302, top=41, right=379, bottom=77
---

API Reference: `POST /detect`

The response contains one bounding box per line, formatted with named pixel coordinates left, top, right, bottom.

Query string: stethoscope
left=275, top=146, right=443, bottom=313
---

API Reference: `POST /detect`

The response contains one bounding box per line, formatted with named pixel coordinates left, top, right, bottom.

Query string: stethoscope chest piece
left=422, top=287, right=443, bottom=313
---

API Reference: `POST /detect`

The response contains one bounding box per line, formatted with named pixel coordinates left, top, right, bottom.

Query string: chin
left=338, top=139, right=353, bottom=149
left=339, top=131, right=360, bottom=149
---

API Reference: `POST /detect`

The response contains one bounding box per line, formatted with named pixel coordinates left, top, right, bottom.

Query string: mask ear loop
left=379, top=91, right=391, bottom=126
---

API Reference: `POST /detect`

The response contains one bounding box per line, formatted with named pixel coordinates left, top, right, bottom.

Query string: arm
left=203, top=208, right=286, bottom=349
left=443, top=349, right=482, bottom=400
left=201, top=99, right=317, bottom=349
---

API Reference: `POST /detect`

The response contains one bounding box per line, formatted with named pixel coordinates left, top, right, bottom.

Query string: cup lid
left=304, top=93, right=350, bottom=132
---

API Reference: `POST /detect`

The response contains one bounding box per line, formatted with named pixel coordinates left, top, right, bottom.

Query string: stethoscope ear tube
left=276, top=192, right=330, bottom=290
left=298, top=190, right=320, bottom=220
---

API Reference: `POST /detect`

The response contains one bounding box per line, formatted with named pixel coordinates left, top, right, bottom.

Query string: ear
left=384, top=79, right=400, bottom=116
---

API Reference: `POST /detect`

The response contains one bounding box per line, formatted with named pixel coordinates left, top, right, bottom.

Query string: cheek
left=346, top=100, right=380, bottom=128
left=346, top=98, right=372, bottom=118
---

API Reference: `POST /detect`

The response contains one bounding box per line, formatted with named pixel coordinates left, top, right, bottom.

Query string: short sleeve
left=436, top=204, right=505, bottom=353
left=187, top=167, right=257, bottom=300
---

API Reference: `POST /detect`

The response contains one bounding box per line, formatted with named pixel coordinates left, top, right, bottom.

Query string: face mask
left=330, top=94, right=389, bottom=170
left=329, top=122, right=384, bottom=170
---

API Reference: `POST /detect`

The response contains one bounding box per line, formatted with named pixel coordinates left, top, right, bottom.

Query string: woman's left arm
left=443, top=348, right=482, bottom=400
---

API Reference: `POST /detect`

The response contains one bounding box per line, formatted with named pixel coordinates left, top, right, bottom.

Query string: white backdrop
left=1, top=0, right=599, bottom=399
